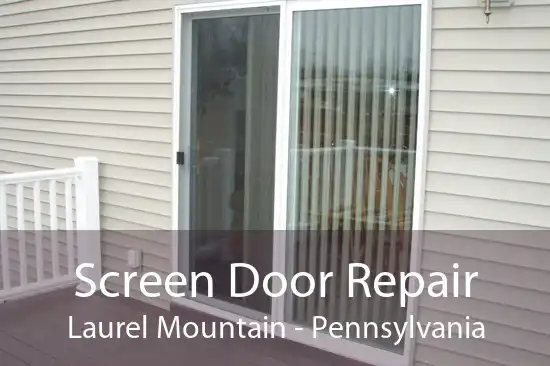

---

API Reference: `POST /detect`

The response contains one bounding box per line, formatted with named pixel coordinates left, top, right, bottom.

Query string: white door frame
left=171, top=1, right=432, bottom=365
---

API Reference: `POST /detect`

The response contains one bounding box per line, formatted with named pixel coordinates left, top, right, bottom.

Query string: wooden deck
left=0, top=288, right=369, bottom=366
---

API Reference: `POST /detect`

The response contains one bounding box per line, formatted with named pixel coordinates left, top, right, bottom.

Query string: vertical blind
left=286, top=5, right=421, bottom=352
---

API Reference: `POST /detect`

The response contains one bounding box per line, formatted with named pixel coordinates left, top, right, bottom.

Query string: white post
left=74, top=157, right=101, bottom=293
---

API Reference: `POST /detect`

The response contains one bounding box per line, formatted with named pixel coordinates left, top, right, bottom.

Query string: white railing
left=0, top=157, right=101, bottom=302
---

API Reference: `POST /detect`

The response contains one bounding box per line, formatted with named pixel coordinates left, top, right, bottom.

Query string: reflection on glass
left=188, top=13, right=280, bottom=314
left=285, top=5, right=421, bottom=353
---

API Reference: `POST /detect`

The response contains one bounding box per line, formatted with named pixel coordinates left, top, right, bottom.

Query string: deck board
left=0, top=288, right=370, bottom=366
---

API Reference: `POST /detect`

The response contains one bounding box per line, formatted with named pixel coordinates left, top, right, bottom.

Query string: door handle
left=176, top=151, right=185, bottom=165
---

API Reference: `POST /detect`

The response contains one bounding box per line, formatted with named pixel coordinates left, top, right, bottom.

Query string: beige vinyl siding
left=2, top=1, right=550, bottom=365
left=0, top=0, right=186, bottom=308
left=417, top=0, right=550, bottom=365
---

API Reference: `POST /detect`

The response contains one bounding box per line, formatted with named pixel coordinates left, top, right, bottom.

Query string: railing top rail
left=0, top=166, right=82, bottom=185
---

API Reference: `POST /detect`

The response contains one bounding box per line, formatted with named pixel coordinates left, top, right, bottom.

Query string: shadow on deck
left=0, top=288, right=369, bottom=366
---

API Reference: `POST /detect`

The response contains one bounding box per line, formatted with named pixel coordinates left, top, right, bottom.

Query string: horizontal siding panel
left=422, top=231, right=550, bottom=269
left=431, top=91, right=550, bottom=117
left=0, top=140, right=170, bottom=172
left=100, top=217, right=166, bottom=231
left=0, top=0, right=115, bottom=16
left=0, top=83, right=171, bottom=98
left=433, top=0, right=550, bottom=7
left=433, top=28, right=550, bottom=50
left=418, top=328, right=550, bottom=366
left=426, top=171, right=550, bottom=207
left=431, top=70, right=550, bottom=95
left=0, top=129, right=170, bottom=157
left=0, top=106, right=171, bottom=127
left=419, top=308, right=550, bottom=357
left=427, top=152, right=550, bottom=185
left=100, top=191, right=170, bottom=217
left=432, top=50, right=550, bottom=72
left=0, top=0, right=176, bottom=27
left=0, top=39, right=172, bottom=60
left=0, top=69, right=171, bottom=83
left=0, top=24, right=171, bottom=50
left=422, top=220, right=550, bottom=254
left=430, top=111, right=550, bottom=140
left=419, top=289, right=550, bottom=334
left=422, top=250, right=550, bottom=293
left=101, top=166, right=171, bottom=187
left=0, top=95, right=171, bottom=113
left=0, top=159, right=59, bottom=175
left=0, top=118, right=171, bottom=142
left=105, top=230, right=171, bottom=248
left=423, top=211, right=542, bottom=231
left=99, top=178, right=170, bottom=201
left=429, top=131, right=550, bottom=163
left=0, top=9, right=171, bottom=38
left=100, top=205, right=170, bottom=230
left=425, top=192, right=550, bottom=227
left=0, top=54, right=172, bottom=72
left=433, top=6, right=550, bottom=29
left=0, top=153, right=72, bottom=171
left=100, top=178, right=171, bottom=202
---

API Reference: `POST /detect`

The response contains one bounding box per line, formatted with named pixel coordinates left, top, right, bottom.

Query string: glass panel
left=285, top=5, right=421, bottom=353
left=188, top=12, right=280, bottom=314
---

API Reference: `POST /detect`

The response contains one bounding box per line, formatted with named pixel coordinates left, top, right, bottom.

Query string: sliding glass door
left=284, top=4, right=421, bottom=353
left=176, top=1, right=424, bottom=363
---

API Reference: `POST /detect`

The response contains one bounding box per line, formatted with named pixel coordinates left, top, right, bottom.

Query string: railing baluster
left=65, top=178, right=75, bottom=274
left=33, top=181, right=44, bottom=282
left=0, top=184, right=9, bottom=290
left=16, top=184, right=28, bottom=286
left=49, top=179, right=59, bottom=279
